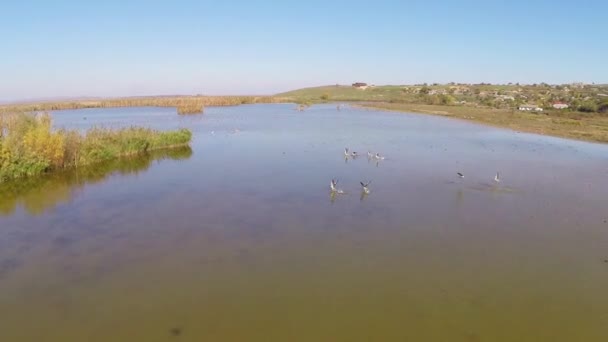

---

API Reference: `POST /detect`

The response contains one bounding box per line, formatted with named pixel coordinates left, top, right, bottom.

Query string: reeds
left=0, top=96, right=281, bottom=115
left=0, top=112, right=192, bottom=182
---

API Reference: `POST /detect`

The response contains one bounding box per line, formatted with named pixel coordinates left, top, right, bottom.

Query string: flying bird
left=360, top=181, right=372, bottom=194
left=330, top=179, right=345, bottom=194
left=457, top=172, right=464, bottom=178
left=494, top=172, right=500, bottom=183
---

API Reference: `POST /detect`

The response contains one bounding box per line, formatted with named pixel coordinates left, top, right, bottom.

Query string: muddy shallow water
left=1, top=104, right=607, bottom=341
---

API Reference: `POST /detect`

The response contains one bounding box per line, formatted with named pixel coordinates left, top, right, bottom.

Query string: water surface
left=1, top=104, right=607, bottom=341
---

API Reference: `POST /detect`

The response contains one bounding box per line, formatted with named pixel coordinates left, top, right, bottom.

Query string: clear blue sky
left=1, top=0, right=607, bottom=101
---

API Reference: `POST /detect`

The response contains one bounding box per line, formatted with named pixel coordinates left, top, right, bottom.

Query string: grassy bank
left=0, top=112, right=192, bottom=182
left=0, top=146, right=192, bottom=216
left=279, top=85, right=608, bottom=143
left=359, top=102, right=608, bottom=143
left=0, top=95, right=280, bottom=115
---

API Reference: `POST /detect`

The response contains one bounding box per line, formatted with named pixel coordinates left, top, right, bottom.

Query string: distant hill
left=277, top=85, right=409, bottom=103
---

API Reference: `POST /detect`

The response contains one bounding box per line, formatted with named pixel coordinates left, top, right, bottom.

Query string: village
left=349, top=82, right=608, bottom=114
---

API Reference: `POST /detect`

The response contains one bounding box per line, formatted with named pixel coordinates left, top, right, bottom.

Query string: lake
left=1, top=104, right=607, bottom=341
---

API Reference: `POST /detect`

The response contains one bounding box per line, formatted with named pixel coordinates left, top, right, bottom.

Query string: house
left=552, top=102, right=569, bottom=109
left=518, top=104, right=543, bottom=112
left=497, top=95, right=515, bottom=101
left=352, top=82, right=368, bottom=89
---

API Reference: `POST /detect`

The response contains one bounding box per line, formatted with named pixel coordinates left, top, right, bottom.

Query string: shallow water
left=1, top=104, right=607, bottom=341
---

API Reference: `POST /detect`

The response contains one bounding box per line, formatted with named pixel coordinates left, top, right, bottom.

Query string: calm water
left=1, top=104, right=607, bottom=341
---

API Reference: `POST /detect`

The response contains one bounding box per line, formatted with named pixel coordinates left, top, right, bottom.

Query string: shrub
left=0, top=112, right=192, bottom=182
left=578, top=102, right=598, bottom=113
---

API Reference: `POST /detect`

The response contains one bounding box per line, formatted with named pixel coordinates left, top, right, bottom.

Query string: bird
left=457, top=172, right=464, bottom=178
left=360, top=181, right=371, bottom=194
left=351, top=151, right=358, bottom=158
left=494, top=172, right=500, bottom=183
left=344, top=148, right=350, bottom=157
left=374, top=153, right=385, bottom=160
left=330, top=179, right=344, bottom=194
left=367, top=151, right=373, bottom=159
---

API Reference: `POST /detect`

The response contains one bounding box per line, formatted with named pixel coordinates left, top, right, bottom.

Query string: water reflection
left=0, top=147, right=192, bottom=216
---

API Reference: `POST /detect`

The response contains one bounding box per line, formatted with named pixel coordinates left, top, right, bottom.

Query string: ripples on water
left=0, top=104, right=607, bottom=341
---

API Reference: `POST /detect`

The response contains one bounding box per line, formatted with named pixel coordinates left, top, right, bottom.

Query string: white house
left=518, top=105, right=543, bottom=112
left=552, top=103, right=569, bottom=109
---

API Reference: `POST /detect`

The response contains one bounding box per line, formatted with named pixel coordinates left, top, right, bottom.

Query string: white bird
left=374, top=153, right=385, bottom=160
left=457, top=172, right=464, bottom=178
left=367, top=151, right=373, bottom=159
left=494, top=172, right=500, bottom=183
left=360, top=181, right=371, bottom=194
left=351, top=151, right=359, bottom=158
left=344, top=148, right=350, bottom=157
left=330, top=179, right=344, bottom=194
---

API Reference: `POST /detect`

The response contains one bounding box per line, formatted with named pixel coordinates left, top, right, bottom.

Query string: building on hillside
left=552, top=102, right=569, bottom=109
left=497, top=95, right=515, bottom=101
left=518, top=104, right=544, bottom=112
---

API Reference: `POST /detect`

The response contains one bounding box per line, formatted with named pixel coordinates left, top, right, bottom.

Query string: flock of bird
left=329, top=148, right=385, bottom=196
left=330, top=147, right=501, bottom=197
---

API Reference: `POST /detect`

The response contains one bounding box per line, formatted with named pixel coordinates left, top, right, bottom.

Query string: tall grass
left=0, top=95, right=281, bottom=115
left=0, top=146, right=192, bottom=216
left=0, top=112, right=192, bottom=182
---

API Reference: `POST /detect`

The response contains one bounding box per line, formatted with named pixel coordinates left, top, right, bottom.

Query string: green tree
left=598, top=100, right=608, bottom=113
left=419, top=86, right=430, bottom=95
left=578, top=101, right=598, bottom=113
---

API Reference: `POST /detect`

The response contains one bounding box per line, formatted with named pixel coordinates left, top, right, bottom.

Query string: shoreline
left=355, top=102, right=608, bottom=144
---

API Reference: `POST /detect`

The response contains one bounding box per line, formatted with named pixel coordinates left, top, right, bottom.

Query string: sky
left=1, top=0, right=607, bottom=101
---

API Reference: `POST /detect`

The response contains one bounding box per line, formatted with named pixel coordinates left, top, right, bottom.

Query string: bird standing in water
left=494, top=172, right=500, bottom=183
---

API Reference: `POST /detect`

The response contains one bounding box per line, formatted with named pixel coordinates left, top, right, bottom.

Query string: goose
left=330, top=179, right=345, bottom=194
left=360, top=181, right=371, bottom=194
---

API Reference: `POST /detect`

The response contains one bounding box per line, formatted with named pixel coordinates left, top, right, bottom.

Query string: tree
left=598, top=101, right=608, bottom=113
left=419, top=86, right=431, bottom=95
left=440, top=94, right=455, bottom=105
left=578, top=101, right=597, bottom=113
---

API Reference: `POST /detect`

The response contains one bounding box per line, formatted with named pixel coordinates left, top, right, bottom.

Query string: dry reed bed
left=0, top=96, right=282, bottom=115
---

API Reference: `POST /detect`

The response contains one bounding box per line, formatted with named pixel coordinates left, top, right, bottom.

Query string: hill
left=278, top=83, right=608, bottom=143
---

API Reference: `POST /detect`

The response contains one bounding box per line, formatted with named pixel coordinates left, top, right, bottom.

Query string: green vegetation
left=0, top=95, right=279, bottom=115
left=0, top=112, right=192, bottom=182
left=279, top=83, right=608, bottom=143
left=0, top=146, right=192, bottom=216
